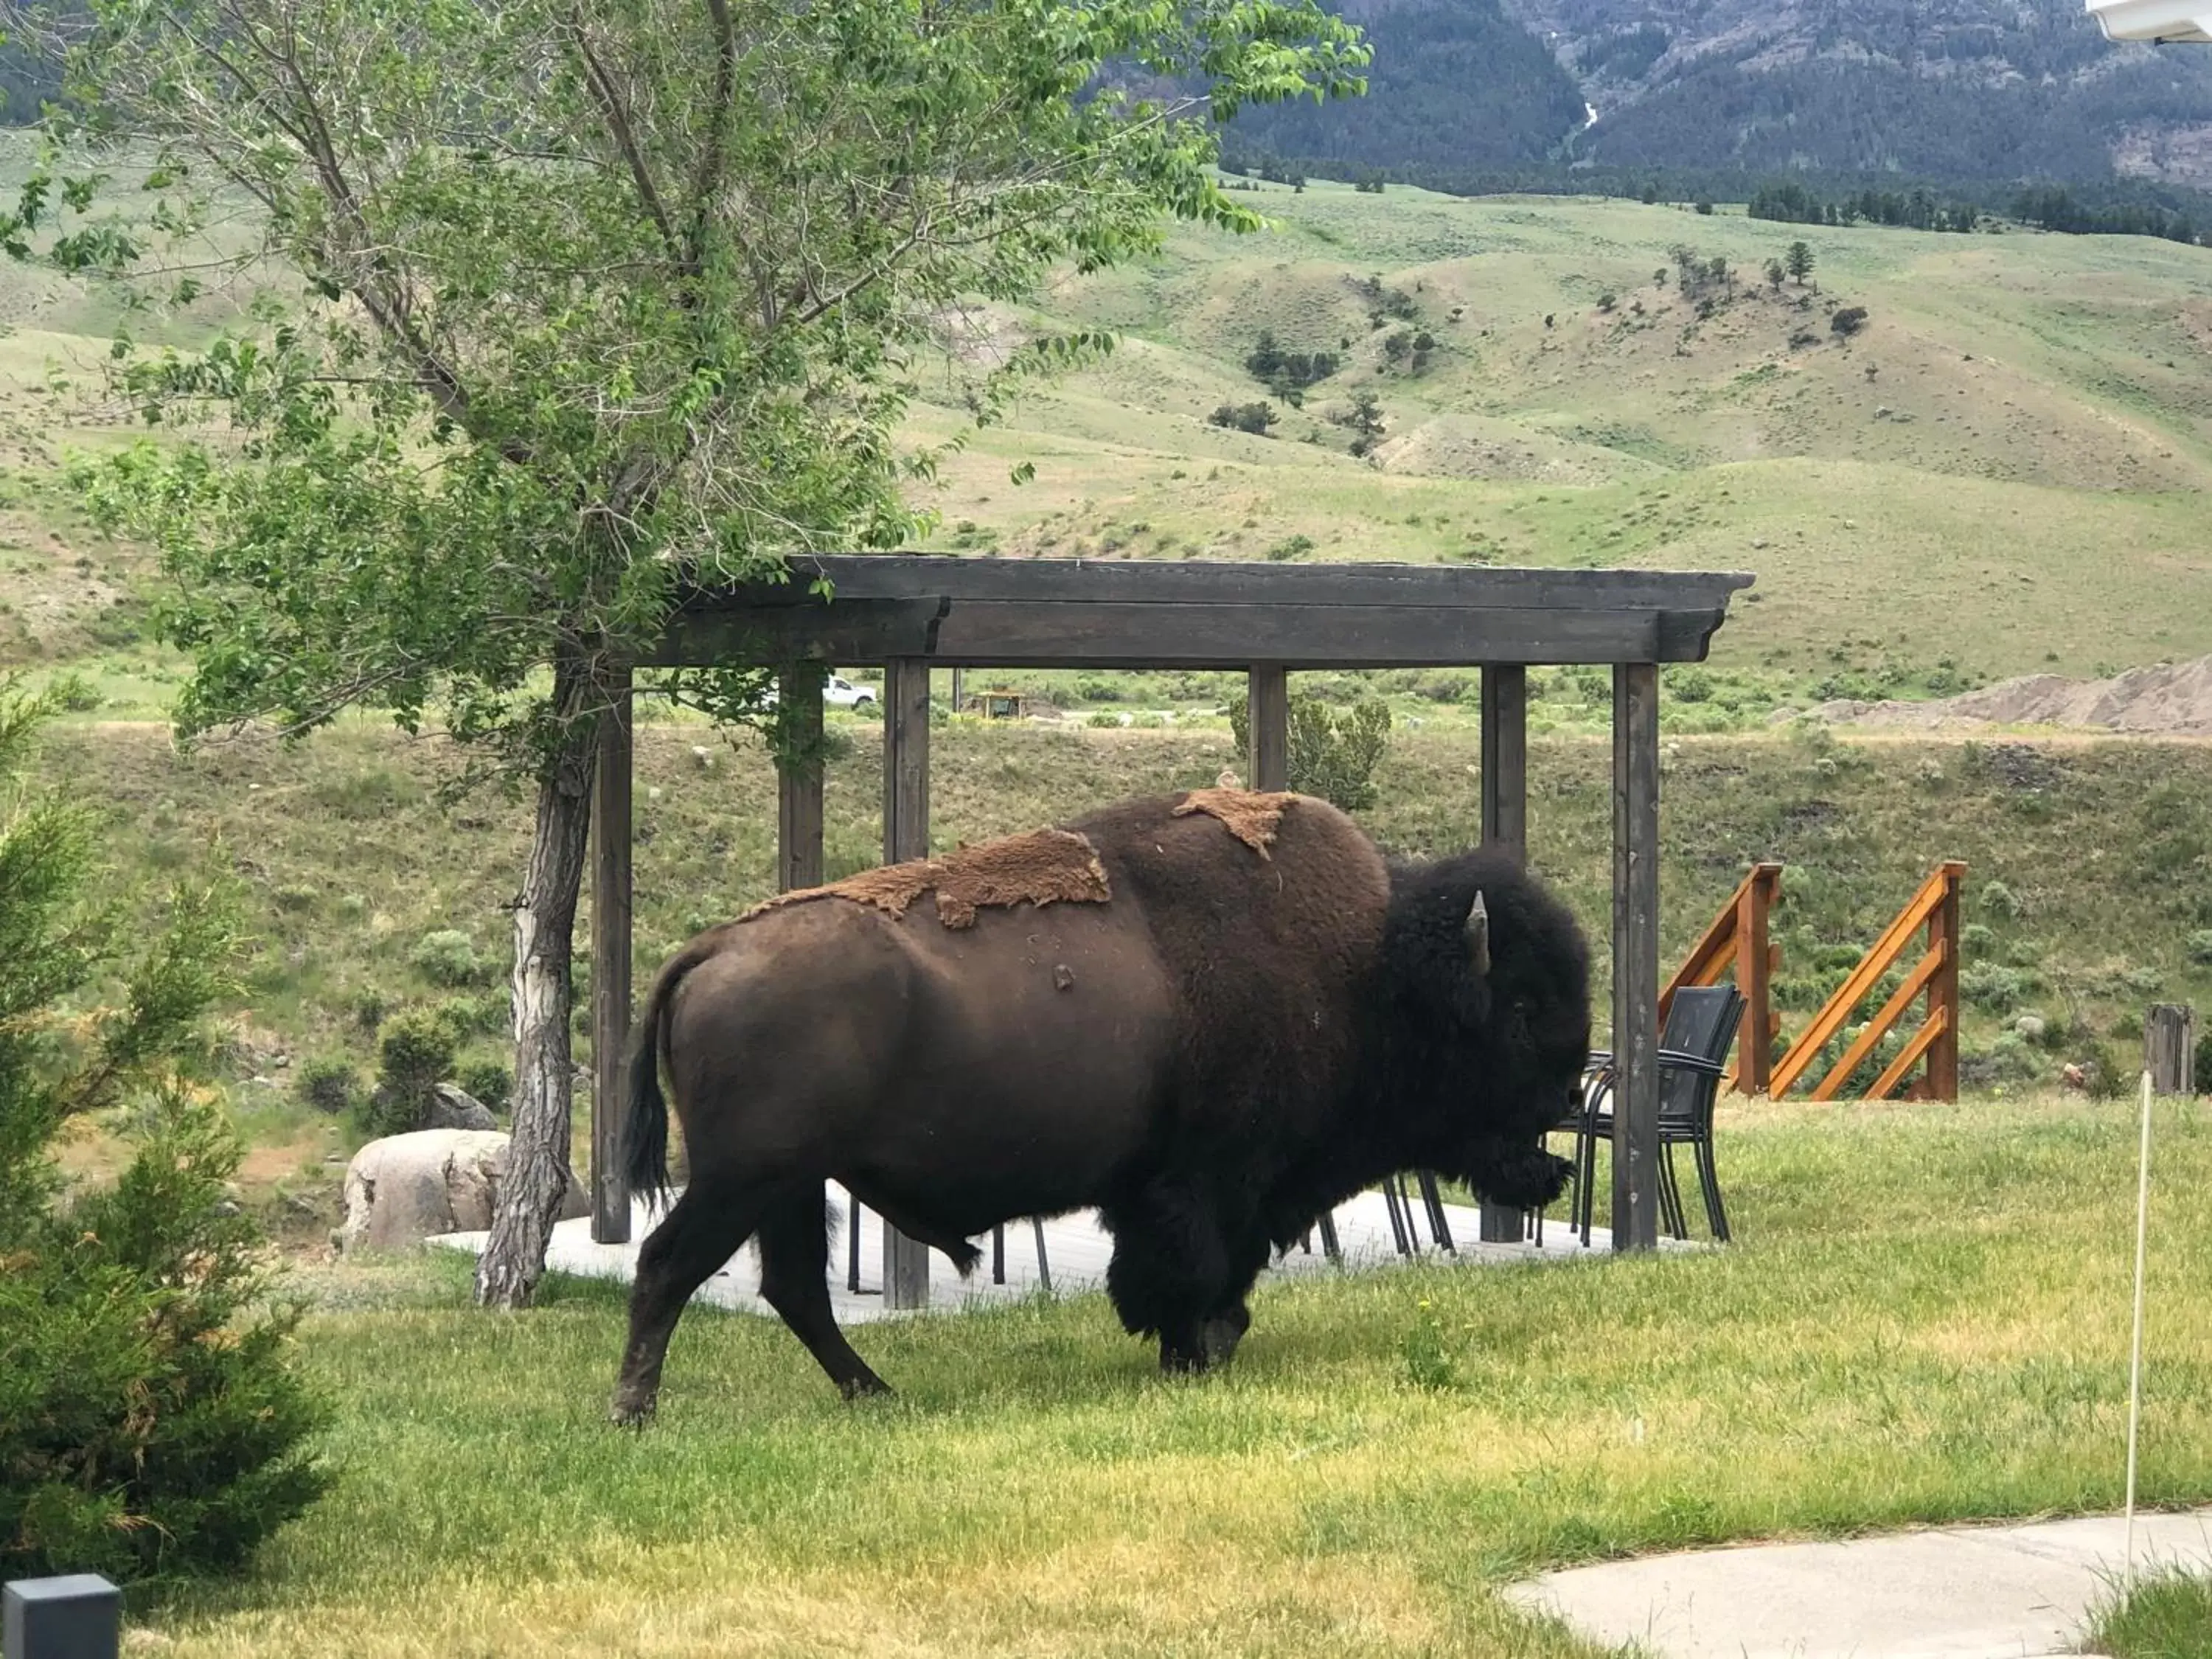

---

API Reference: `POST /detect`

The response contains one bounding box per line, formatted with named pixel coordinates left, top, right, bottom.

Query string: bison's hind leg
left=756, top=1186, right=891, bottom=1399
left=611, top=1180, right=769, bottom=1427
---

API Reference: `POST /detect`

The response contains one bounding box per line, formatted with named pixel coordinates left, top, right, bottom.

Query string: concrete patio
left=431, top=1184, right=1666, bottom=1321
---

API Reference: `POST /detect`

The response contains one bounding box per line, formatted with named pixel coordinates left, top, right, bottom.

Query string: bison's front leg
left=1467, top=1141, right=1576, bottom=1211
left=1102, top=1177, right=1251, bottom=1376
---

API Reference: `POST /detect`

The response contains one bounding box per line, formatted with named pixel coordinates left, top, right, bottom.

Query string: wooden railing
left=1767, top=860, right=1966, bottom=1102
left=1660, top=861, right=1784, bottom=1095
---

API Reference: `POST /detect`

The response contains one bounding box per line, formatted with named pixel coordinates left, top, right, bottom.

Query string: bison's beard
left=1464, top=1142, right=1576, bottom=1210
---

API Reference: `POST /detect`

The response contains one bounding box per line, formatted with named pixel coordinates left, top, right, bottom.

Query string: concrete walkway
left=1507, top=1509, right=2212, bottom=1659
left=431, top=1184, right=1681, bottom=1321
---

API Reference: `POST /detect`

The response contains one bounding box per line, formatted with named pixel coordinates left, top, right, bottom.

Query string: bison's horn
left=1465, top=891, right=1492, bottom=976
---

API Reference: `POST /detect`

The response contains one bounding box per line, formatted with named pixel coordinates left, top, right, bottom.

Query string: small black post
left=4, top=1575, right=122, bottom=1659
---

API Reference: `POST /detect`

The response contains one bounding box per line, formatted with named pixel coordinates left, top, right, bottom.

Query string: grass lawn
left=139, top=1091, right=2212, bottom=1657
left=2090, top=1568, right=2212, bottom=1659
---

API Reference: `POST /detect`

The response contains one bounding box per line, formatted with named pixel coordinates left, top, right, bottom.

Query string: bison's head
left=1377, top=849, right=1593, bottom=1173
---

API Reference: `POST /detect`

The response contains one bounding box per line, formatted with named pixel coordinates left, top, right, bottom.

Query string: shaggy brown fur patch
left=745, top=828, right=1111, bottom=929
left=1172, top=787, right=1299, bottom=858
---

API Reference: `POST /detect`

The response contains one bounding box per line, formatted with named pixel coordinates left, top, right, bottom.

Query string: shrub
left=458, top=1060, right=513, bottom=1116
left=2082, top=1044, right=2132, bottom=1102
left=1979, top=880, right=2020, bottom=920
left=1960, top=922, right=1997, bottom=956
left=0, top=684, right=325, bottom=1584
left=1961, top=1032, right=2046, bottom=1088
left=1228, top=691, right=1393, bottom=813
left=409, top=928, right=482, bottom=987
left=1085, top=711, right=1124, bottom=728
left=359, top=1009, right=458, bottom=1137
left=2188, top=930, right=2212, bottom=967
left=1206, top=401, right=1277, bottom=436
left=1831, top=305, right=1869, bottom=338
left=297, top=1057, right=359, bottom=1116
left=1267, top=535, right=1315, bottom=563
left=1961, top=962, right=2031, bottom=1014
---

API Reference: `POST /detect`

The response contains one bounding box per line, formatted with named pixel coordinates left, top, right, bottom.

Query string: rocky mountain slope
left=1521, top=0, right=2212, bottom=185
left=1228, top=0, right=2212, bottom=191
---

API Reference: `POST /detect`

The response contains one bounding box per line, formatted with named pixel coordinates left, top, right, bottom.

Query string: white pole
left=2124, top=1068, right=2154, bottom=1589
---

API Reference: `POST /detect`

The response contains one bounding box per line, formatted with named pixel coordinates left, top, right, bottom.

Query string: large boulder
left=425, top=1082, right=497, bottom=1132
left=338, top=1130, right=586, bottom=1253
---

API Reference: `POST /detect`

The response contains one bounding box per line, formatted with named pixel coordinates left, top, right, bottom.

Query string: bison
left=609, top=786, right=1590, bottom=1424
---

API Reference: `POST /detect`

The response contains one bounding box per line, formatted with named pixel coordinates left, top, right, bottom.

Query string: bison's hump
left=1171, top=787, right=1299, bottom=858
left=742, top=828, right=1111, bottom=929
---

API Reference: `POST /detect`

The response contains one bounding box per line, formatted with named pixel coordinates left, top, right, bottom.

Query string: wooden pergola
left=588, top=557, right=1753, bottom=1304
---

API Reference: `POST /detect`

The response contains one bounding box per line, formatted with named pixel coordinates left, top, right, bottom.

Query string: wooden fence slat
left=1865, top=1007, right=1949, bottom=1102
left=1768, top=861, right=1964, bottom=1100
left=1809, top=943, right=1945, bottom=1102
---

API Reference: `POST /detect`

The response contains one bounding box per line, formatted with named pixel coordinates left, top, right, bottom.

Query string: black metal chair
left=1570, top=984, right=1744, bottom=1245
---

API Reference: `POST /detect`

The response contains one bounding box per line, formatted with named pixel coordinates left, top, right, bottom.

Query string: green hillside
left=894, top=182, right=2212, bottom=698
left=10, top=161, right=2212, bottom=1222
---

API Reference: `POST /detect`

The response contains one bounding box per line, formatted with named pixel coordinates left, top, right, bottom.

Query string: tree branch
left=566, top=10, right=681, bottom=262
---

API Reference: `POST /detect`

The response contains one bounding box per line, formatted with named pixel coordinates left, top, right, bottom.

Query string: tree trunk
left=475, top=697, right=597, bottom=1310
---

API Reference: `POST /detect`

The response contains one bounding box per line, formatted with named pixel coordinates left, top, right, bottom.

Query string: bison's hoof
left=1159, top=1345, right=1210, bottom=1377
left=840, top=1374, right=894, bottom=1401
left=608, top=1392, right=658, bottom=1430
left=1199, top=1310, right=1251, bottom=1368
left=1481, top=1150, right=1577, bottom=1210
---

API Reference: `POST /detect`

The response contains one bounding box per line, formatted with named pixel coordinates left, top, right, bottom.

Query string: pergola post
left=1611, top=662, right=1662, bottom=1253
left=777, top=664, right=827, bottom=893
left=1478, top=663, right=1529, bottom=1244
left=1247, top=664, right=1289, bottom=790
left=588, top=664, right=634, bottom=1245
left=880, top=657, right=933, bottom=1309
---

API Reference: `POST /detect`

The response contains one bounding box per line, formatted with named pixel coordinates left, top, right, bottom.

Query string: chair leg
left=992, top=1223, right=1006, bottom=1285
left=1317, top=1211, right=1342, bottom=1262
left=847, top=1194, right=863, bottom=1293
left=1417, top=1171, right=1455, bottom=1253
left=1382, top=1178, right=1413, bottom=1256
left=1032, top=1217, right=1054, bottom=1291
left=1697, top=1139, right=1731, bottom=1243
left=1576, top=1124, right=1600, bottom=1246
left=1657, top=1145, right=1688, bottom=1241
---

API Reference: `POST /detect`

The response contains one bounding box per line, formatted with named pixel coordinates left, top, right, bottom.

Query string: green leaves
left=18, top=0, right=1365, bottom=783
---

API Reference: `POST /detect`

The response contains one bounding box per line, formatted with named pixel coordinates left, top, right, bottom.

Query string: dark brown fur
left=608, top=789, right=1587, bottom=1423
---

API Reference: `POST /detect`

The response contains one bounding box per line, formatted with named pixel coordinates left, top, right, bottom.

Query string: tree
left=1330, top=389, right=1385, bottom=455
left=1787, top=240, right=1816, bottom=285
left=0, top=682, right=326, bottom=1582
left=1207, top=400, right=1278, bottom=436
left=7, top=0, right=1365, bottom=1306
left=1831, top=305, right=1869, bottom=338
left=1764, top=257, right=1785, bottom=290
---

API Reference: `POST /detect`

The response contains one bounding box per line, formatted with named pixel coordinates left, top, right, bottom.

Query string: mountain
left=1228, top=0, right=2212, bottom=193
left=1228, top=0, right=1587, bottom=171
left=1523, top=0, right=2212, bottom=188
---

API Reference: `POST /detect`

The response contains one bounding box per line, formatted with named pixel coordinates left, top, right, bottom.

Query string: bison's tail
left=622, top=937, right=720, bottom=1201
